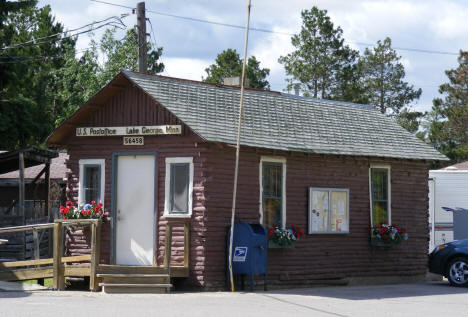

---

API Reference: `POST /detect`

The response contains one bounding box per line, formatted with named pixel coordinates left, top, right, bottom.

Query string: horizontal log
left=0, top=267, right=54, bottom=281
left=0, top=255, right=91, bottom=268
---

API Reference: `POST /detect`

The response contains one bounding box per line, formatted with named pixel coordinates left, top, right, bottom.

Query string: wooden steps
left=97, top=266, right=172, bottom=293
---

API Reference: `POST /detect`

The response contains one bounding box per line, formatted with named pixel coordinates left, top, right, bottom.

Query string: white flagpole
left=228, top=0, right=252, bottom=292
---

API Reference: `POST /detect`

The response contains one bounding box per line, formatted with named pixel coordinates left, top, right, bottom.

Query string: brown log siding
left=203, top=144, right=430, bottom=288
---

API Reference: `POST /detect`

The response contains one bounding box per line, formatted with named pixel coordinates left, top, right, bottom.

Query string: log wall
left=202, top=144, right=430, bottom=288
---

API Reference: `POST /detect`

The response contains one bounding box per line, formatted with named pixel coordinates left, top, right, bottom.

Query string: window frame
left=308, top=187, right=350, bottom=234
left=164, top=157, right=193, bottom=218
left=259, top=156, right=286, bottom=229
left=78, top=159, right=105, bottom=206
left=369, top=164, right=391, bottom=227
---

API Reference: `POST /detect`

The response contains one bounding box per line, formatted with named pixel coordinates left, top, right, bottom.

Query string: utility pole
left=136, top=2, right=147, bottom=73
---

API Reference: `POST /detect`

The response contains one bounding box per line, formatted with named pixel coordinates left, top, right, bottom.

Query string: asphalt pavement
left=0, top=281, right=467, bottom=317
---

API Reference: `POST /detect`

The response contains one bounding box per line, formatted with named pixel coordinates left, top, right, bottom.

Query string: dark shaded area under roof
left=0, top=147, right=58, bottom=175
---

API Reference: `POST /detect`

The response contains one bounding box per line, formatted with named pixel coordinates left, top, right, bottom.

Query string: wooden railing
left=0, top=219, right=101, bottom=291
left=163, top=221, right=190, bottom=277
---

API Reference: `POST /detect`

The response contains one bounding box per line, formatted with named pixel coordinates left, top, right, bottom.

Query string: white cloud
left=161, top=57, right=210, bottom=81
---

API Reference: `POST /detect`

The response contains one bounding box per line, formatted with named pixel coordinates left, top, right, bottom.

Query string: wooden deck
left=0, top=219, right=190, bottom=292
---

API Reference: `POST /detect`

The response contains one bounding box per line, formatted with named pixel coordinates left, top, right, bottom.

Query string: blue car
left=429, top=239, right=468, bottom=287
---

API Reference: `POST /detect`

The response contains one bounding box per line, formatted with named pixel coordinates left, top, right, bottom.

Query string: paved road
left=1, top=281, right=467, bottom=317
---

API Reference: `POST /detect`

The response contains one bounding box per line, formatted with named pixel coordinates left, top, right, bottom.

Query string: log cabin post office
left=46, top=70, right=447, bottom=289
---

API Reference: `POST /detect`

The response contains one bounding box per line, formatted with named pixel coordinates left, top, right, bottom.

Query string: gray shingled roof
left=123, top=70, right=447, bottom=161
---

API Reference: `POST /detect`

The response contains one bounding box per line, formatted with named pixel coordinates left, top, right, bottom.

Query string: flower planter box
left=268, top=240, right=295, bottom=249
left=370, top=238, right=402, bottom=247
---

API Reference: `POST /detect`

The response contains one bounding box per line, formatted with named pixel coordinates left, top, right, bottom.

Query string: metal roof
left=122, top=70, right=447, bottom=161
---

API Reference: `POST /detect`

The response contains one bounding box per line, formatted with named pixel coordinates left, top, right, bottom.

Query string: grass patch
left=21, top=278, right=53, bottom=287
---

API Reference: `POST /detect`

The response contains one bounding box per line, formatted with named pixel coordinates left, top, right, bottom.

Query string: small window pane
left=263, top=198, right=281, bottom=228
left=84, top=166, right=100, bottom=203
left=372, top=201, right=388, bottom=226
left=170, top=163, right=189, bottom=213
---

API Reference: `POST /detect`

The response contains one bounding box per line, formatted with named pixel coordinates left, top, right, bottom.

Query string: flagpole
left=228, top=0, right=252, bottom=292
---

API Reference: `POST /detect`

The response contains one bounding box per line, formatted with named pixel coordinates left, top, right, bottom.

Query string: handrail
left=0, top=219, right=102, bottom=292
left=0, top=223, right=54, bottom=234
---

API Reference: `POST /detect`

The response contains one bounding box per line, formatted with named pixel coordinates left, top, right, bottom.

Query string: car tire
left=446, top=257, right=468, bottom=287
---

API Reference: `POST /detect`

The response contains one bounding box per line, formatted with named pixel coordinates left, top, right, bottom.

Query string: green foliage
left=53, top=28, right=164, bottom=124
left=425, top=51, right=468, bottom=164
left=278, top=7, right=360, bottom=99
left=0, top=1, right=75, bottom=149
left=359, top=37, right=422, bottom=115
left=204, top=48, right=270, bottom=89
left=279, top=8, right=422, bottom=133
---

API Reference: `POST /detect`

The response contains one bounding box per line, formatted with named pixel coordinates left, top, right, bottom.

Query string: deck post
left=89, top=220, right=101, bottom=291
left=53, top=221, right=65, bottom=290
left=184, top=222, right=190, bottom=269
left=164, top=223, right=172, bottom=277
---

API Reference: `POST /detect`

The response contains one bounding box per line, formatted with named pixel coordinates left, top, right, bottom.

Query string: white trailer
left=429, top=163, right=468, bottom=251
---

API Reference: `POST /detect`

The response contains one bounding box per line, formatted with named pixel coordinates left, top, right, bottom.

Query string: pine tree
left=359, top=37, right=422, bottom=115
left=426, top=51, right=468, bottom=163
left=278, top=7, right=359, bottom=99
left=204, top=48, right=270, bottom=90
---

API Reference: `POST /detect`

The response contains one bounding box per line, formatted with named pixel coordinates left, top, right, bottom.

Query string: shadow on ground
left=256, top=281, right=468, bottom=300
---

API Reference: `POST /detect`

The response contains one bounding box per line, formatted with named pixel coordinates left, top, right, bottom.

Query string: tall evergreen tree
left=426, top=51, right=468, bottom=163
left=278, top=7, right=359, bottom=99
left=204, top=48, right=270, bottom=90
left=359, top=37, right=422, bottom=116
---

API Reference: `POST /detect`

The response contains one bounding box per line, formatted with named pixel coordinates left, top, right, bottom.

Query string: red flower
left=98, top=203, right=103, bottom=208
left=87, top=210, right=91, bottom=215
left=91, top=200, right=96, bottom=205
left=62, top=214, right=66, bottom=220
left=81, top=210, right=85, bottom=216
left=66, top=201, right=72, bottom=206
left=94, top=206, right=99, bottom=213
left=100, top=210, right=103, bottom=216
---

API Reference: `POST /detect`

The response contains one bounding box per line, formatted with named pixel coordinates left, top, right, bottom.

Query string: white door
left=116, top=154, right=155, bottom=265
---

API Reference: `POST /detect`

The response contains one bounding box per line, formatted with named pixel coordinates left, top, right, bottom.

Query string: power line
left=90, top=0, right=133, bottom=10
left=89, top=0, right=460, bottom=57
left=1, top=15, right=127, bottom=51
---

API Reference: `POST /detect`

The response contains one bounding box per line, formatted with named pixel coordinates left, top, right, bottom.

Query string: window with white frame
left=78, top=159, right=105, bottom=205
left=260, top=157, right=286, bottom=229
left=309, top=187, right=349, bottom=234
left=369, top=165, right=391, bottom=226
left=164, top=157, right=193, bottom=217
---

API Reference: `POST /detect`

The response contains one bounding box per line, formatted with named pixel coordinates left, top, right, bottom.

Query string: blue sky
left=38, top=0, right=468, bottom=112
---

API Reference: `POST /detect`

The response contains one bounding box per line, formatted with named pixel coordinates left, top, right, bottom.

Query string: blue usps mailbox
left=227, top=222, right=268, bottom=291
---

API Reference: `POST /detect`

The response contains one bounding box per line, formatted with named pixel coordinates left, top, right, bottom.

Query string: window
left=78, top=159, right=105, bottom=205
left=309, top=188, right=349, bottom=234
left=260, top=157, right=286, bottom=229
left=164, top=157, right=193, bottom=217
left=369, top=166, right=391, bottom=226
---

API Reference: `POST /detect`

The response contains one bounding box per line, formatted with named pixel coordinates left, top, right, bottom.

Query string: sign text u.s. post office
left=76, top=125, right=182, bottom=137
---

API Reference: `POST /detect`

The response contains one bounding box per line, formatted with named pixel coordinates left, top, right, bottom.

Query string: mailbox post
left=227, top=222, right=268, bottom=291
